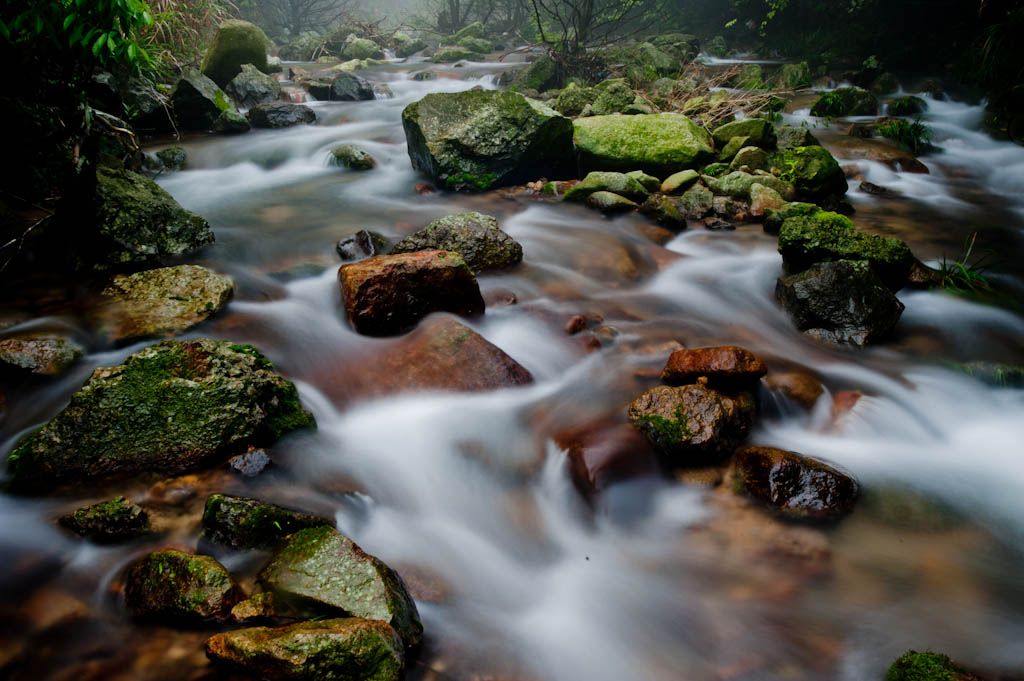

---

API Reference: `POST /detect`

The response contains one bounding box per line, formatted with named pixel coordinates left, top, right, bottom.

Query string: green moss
left=444, top=172, right=498, bottom=192
left=886, top=651, right=964, bottom=681
left=230, top=344, right=275, bottom=369
left=768, top=145, right=848, bottom=199
left=573, top=113, right=715, bottom=177
left=636, top=404, right=692, bottom=448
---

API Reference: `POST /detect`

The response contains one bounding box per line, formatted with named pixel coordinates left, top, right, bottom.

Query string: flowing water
left=2, top=56, right=1024, bottom=681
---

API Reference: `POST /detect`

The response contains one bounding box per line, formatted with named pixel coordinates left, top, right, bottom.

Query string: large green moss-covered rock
left=563, top=172, right=650, bottom=203
left=402, top=89, right=574, bottom=191
left=7, top=339, right=315, bottom=490
left=201, top=20, right=269, bottom=88
left=778, top=210, right=913, bottom=290
left=705, top=171, right=795, bottom=201
left=206, top=618, right=405, bottom=681
left=886, top=650, right=985, bottom=681
left=200, top=493, right=333, bottom=551
left=553, top=82, right=595, bottom=116
left=510, top=55, right=558, bottom=92
left=769, top=145, right=848, bottom=199
left=89, top=167, right=214, bottom=271
left=341, top=37, right=383, bottom=60
left=589, top=79, right=640, bottom=116
left=573, top=113, right=714, bottom=176
left=452, top=21, right=486, bottom=42
left=125, top=549, right=244, bottom=621
left=430, top=46, right=476, bottom=63
left=259, top=526, right=422, bottom=646
left=389, top=212, right=522, bottom=272
left=711, top=118, right=776, bottom=149
left=810, top=87, right=878, bottom=117
left=630, top=42, right=678, bottom=78
left=457, top=36, right=492, bottom=54
left=171, top=69, right=234, bottom=131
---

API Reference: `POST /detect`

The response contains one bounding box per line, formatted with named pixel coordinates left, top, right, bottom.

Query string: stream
left=1, top=55, right=1023, bottom=681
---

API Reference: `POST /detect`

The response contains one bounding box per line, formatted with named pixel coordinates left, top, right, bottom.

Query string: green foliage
left=935, top=233, right=995, bottom=297
left=444, top=172, right=498, bottom=192
left=877, top=118, right=932, bottom=155
left=886, top=650, right=960, bottom=681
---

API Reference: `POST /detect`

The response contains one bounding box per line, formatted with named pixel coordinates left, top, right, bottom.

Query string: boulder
left=553, top=82, right=594, bottom=116
left=213, top=109, right=251, bottom=134
left=775, top=259, right=905, bottom=346
left=125, top=549, right=244, bottom=620
left=769, top=145, right=848, bottom=200
left=775, top=125, right=820, bottom=150
left=6, top=339, right=316, bottom=489
left=341, top=37, right=383, bottom=60
left=830, top=135, right=930, bottom=173
left=886, top=650, right=985, bottom=681
left=0, top=333, right=83, bottom=376
left=589, top=79, right=639, bottom=116
left=587, top=191, right=639, bottom=214
left=733, top=447, right=859, bottom=521
left=88, top=167, right=214, bottom=271
left=58, top=496, right=150, bottom=543
left=338, top=250, right=485, bottom=336
left=248, top=102, right=316, bottom=128
left=711, top=118, right=776, bottom=149
left=121, top=75, right=174, bottom=132
left=402, top=90, right=574, bottom=191
left=661, top=169, right=700, bottom=194
left=628, top=384, right=754, bottom=464
left=774, top=62, right=812, bottom=90
left=510, top=55, right=558, bottom=92
left=564, top=172, right=650, bottom=203
left=810, top=87, right=878, bottom=117
left=679, top=183, right=714, bottom=219
left=389, top=212, right=522, bottom=273
left=716, top=135, right=750, bottom=162
left=396, top=36, right=428, bottom=58
left=661, top=346, right=767, bottom=391
left=431, top=46, right=476, bottom=63
left=206, top=618, right=405, bottom=681
left=200, top=493, right=333, bottom=551
left=225, top=63, right=281, bottom=108
left=777, top=211, right=913, bottom=290
left=729, top=146, right=770, bottom=172
left=626, top=170, right=662, bottom=192
left=452, top=21, right=486, bottom=42
left=201, top=20, right=270, bottom=87
left=631, top=42, right=677, bottom=77
left=337, top=230, right=389, bottom=261
left=706, top=35, right=727, bottom=57
left=639, top=195, right=686, bottom=229
left=749, top=183, right=786, bottom=217
left=329, top=72, right=375, bottom=101
left=171, top=69, right=234, bottom=130
left=573, top=113, right=715, bottom=176
left=458, top=36, right=492, bottom=53
left=705, top=171, right=796, bottom=201
left=330, top=144, right=376, bottom=170
left=259, top=526, right=422, bottom=646
left=95, top=265, right=234, bottom=343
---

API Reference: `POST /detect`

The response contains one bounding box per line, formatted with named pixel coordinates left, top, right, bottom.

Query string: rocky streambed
left=0, top=38, right=1023, bottom=681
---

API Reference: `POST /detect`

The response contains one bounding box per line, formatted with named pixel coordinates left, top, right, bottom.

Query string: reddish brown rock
left=338, top=250, right=485, bottom=336
left=554, top=422, right=660, bottom=498
left=763, top=372, right=824, bottom=410
left=831, top=136, right=929, bottom=173
left=661, top=346, right=767, bottom=390
left=565, top=315, right=587, bottom=335
left=733, top=447, right=859, bottom=521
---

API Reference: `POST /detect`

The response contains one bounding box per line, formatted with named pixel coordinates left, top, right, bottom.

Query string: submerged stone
left=389, top=212, right=522, bottom=273
left=58, top=496, right=150, bottom=543
left=330, top=144, right=376, bottom=170
left=200, top=493, right=333, bottom=551
left=573, top=113, right=715, bottom=177
left=248, top=102, right=316, bottom=128
left=124, top=549, right=244, bottom=621
left=733, top=447, right=859, bottom=521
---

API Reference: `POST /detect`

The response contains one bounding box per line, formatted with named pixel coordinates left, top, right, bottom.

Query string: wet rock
left=555, top=422, right=660, bottom=499
left=457, top=36, right=492, bottom=54
left=702, top=216, right=734, bottom=230
left=651, top=33, right=700, bottom=63
left=228, top=448, right=272, bottom=476
left=705, top=171, right=796, bottom=201
left=711, top=118, right=777, bottom=149
left=733, top=63, right=764, bottom=89
left=155, top=146, right=187, bottom=170
left=586, top=191, right=638, bottom=214
left=396, top=37, right=428, bottom=58
left=859, top=180, right=890, bottom=195
left=887, top=95, right=927, bottom=116
left=775, top=259, right=905, bottom=346
left=338, top=250, right=485, bottom=336
left=712, top=195, right=750, bottom=221
left=749, top=183, right=785, bottom=217
left=341, top=36, right=384, bottom=60
left=125, top=549, right=244, bottom=620
left=640, top=194, right=686, bottom=229
left=886, top=650, right=985, bottom=681
left=775, top=62, right=812, bottom=90
left=763, top=201, right=818, bottom=235
left=248, top=102, right=316, bottom=128
left=573, top=113, right=715, bottom=176
left=661, top=169, right=700, bottom=194
left=661, top=346, right=767, bottom=391
left=0, top=333, right=84, bottom=376
left=329, top=72, right=375, bottom=101
left=777, top=210, right=913, bottom=290
left=58, top=496, right=150, bottom=543
left=171, top=69, right=235, bottom=131
left=7, top=339, right=316, bottom=489
left=831, top=136, right=930, bottom=173
left=206, top=618, right=405, bottom=681
left=337, top=230, right=390, bottom=261
left=411, top=70, right=436, bottom=81
left=628, top=384, right=755, bottom=464
left=89, top=167, right=214, bottom=270
left=330, top=144, right=376, bottom=170
left=733, top=447, right=859, bottom=521
left=811, top=87, right=878, bottom=117
left=201, top=19, right=269, bottom=87
left=225, top=63, right=280, bottom=108
left=763, top=372, right=824, bottom=410
left=730, top=146, right=770, bottom=172
left=679, top=183, right=714, bottom=218
left=402, top=89, right=574, bottom=191
left=95, top=265, right=234, bottom=343
left=775, top=124, right=820, bottom=150
left=564, top=171, right=650, bottom=203
left=388, top=216, right=520, bottom=278
left=200, top=493, right=333, bottom=551
left=259, top=526, right=422, bottom=646
left=625, top=170, right=662, bottom=192
left=768, top=145, right=848, bottom=200
left=213, top=108, right=251, bottom=134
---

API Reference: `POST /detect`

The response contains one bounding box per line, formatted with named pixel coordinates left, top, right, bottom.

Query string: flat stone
left=733, top=446, right=859, bottom=521
left=661, top=346, right=767, bottom=390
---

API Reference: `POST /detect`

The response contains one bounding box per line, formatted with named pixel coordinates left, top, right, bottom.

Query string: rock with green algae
left=206, top=617, right=405, bottom=681
left=629, top=42, right=678, bottom=78
left=564, top=172, right=650, bottom=203
left=430, top=46, right=476, bottom=63
left=213, top=109, right=250, bottom=134
left=586, top=191, right=639, bottom=214
left=457, top=36, right=492, bottom=54
left=200, top=493, right=333, bottom=551
left=734, top=63, right=764, bottom=90
left=124, top=549, right=245, bottom=621
left=810, top=87, right=878, bottom=117
left=589, top=79, right=641, bottom=116
left=626, top=170, right=662, bottom=192
left=225, top=63, right=280, bottom=108
left=171, top=69, right=235, bottom=131
left=888, top=95, right=927, bottom=116
left=775, top=125, right=820, bottom=150
left=777, top=210, right=913, bottom=290
left=396, top=37, right=427, bottom=58
left=749, top=183, right=786, bottom=217
left=201, top=20, right=269, bottom=87
left=774, top=61, right=812, bottom=90
left=258, top=526, right=423, bottom=646
left=711, top=118, right=777, bottom=149
left=679, top=183, right=714, bottom=219
left=389, top=212, right=523, bottom=273
left=763, top=201, right=819, bottom=234
left=640, top=195, right=686, bottom=229
left=155, top=146, right=187, bottom=170
left=330, top=144, right=376, bottom=170
left=886, top=650, right=985, bottom=681
left=6, top=339, right=315, bottom=490
left=553, top=82, right=595, bottom=117
left=402, top=89, right=574, bottom=192
left=95, top=265, right=234, bottom=343
left=573, top=113, right=715, bottom=177
left=89, top=167, right=214, bottom=271
left=58, top=496, right=150, bottom=543
left=341, top=37, right=383, bottom=60
left=717, top=135, right=751, bottom=162
left=231, top=591, right=278, bottom=621
left=452, top=21, right=486, bottom=42
left=651, top=33, right=700, bottom=62
left=730, top=146, right=770, bottom=172
left=769, top=145, right=848, bottom=200
left=510, top=55, right=558, bottom=92
left=661, top=169, right=699, bottom=194
left=705, top=171, right=796, bottom=202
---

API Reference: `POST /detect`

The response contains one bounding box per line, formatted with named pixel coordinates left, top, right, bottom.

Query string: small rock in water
left=0, top=333, right=84, bottom=376
left=859, top=180, right=889, bottom=195
left=625, top=170, right=662, bottom=192
left=329, top=72, right=375, bottom=101
left=225, top=63, right=281, bottom=109
left=565, top=315, right=588, bottom=335
left=702, top=217, right=733, bottom=230
left=329, top=144, right=376, bottom=170
left=337, top=230, right=390, bottom=261
left=124, top=549, right=245, bottom=621
left=389, top=212, right=523, bottom=273
left=213, top=109, right=251, bottom=134
left=58, top=496, right=150, bottom=543
left=661, top=346, right=767, bottom=391
left=228, top=448, right=272, bottom=477
left=586, top=191, right=639, bottom=214
left=155, top=146, right=187, bottom=170
left=230, top=592, right=277, bottom=622
left=640, top=194, right=686, bottom=229
left=200, top=493, right=333, bottom=551
left=763, top=371, right=824, bottom=410
left=564, top=171, right=650, bottom=203
left=732, top=447, right=859, bottom=521
left=248, top=102, right=316, bottom=128
left=886, top=650, right=986, bottom=681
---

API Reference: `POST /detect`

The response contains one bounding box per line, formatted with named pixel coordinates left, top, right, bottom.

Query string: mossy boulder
left=717, top=135, right=751, bottom=162
left=430, top=46, right=476, bottom=63
left=200, top=493, right=333, bottom=551
left=774, top=62, right=812, bottom=90
left=0, top=333, right=84, bottom=376
left=155, top=146, right=187, bottom=170
left=58, top=496, right=150, bottom=543
left=225, top=63, right=281, bottom=109
left=171, top=69, right=234, bottom=131
left=778, top=210, right=913, bottom=290
left=886, top=650, right=985, bottom=681
left=589, top=79, right=641, bottom=116
left=6, top=339, right=316, bottom=490
left=734, top=64, right=764, bottom=90
left=769, top=145, right=848, bottom=199
left=258, top=526, right=422, bottom=646
left=214, top=109, right=251, bottom=134
left=887, top=96, right=927, bottom=116
left=389, top=212, right=523, bottom=273
left=679, top=183, right=714, bottom=218
left=763, top=201, right=819, bottom=234
left=586, top=191, right=639, bottom=214
left=711, top=118, right=777, bottom=149
left=207, top=618, right=405, bottom=681
left=626, top=170, right=662, bottom=192
left=564, top=172, right=650, bottom=203
left=452, top=21, right=486, bottom=42
left=730, top=146, right=770, bottom=172
left=89, top=167, right=214, bottom=271
left=733, top=447, right=859, bottom=521
left=341, top=37, right=383, bottom=60
left=124, top=549, right=244, bottom=621
left=402, top=89, right=574, bottom=191
left=573, top=113, right=714, bottom=177
left=457, top=36, right=492, bottom=54
left=330, top=144, right=376, bottom=170
left=705, top=171, right=795, bottom=201
left=397, top=37, right=428, bottom=58
left=775, top=125, right=820, bottom=150
left=706, top=35, right=728, bottom=58
left=661, top=169, right=699, bottom=194
left=640, top=194, right=686, bottom=229
left=810, top=87, right=878, bottom=117
left=553, top=82, right=595, bottom=117
left=510, top=55, right=558, bottom=92
left=630, top=43, right=678, bottom=78
left=201, top=20, right=270, bottom=88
